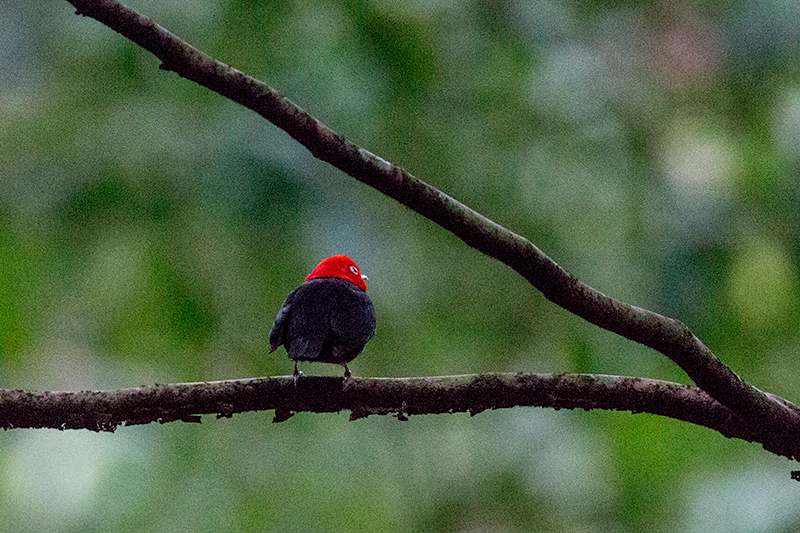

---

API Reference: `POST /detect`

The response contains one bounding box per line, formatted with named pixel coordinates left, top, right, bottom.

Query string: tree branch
left=0, top=373, right=771, bottom=444
left=54, top=0, right=800, bottom=458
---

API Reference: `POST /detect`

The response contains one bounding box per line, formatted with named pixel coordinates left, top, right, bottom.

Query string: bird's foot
left=342, top=364, right=355, bottom=389
left=293, top=363, right=303, bottom=387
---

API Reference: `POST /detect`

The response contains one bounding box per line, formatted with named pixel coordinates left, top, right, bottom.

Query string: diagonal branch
left=59, top=0, right=800, bottom=457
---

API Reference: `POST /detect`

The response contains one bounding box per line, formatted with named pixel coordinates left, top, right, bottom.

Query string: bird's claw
left=342, top=364, right=355, bottom=389
left=293, top=363, right=303, bottom=387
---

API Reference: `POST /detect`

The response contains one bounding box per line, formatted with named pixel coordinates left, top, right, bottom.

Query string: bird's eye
left=350, top=266, right=359, bottom=275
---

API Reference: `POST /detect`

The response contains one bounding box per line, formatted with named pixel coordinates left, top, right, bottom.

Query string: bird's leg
left=342, top=363, right=355, bottom=388
left=293, top=361, right=301, bottom=386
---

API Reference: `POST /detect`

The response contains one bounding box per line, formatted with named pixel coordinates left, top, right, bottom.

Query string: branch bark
left=0, top=373, right=769, bottom=443
left=38, top=0, right=800, bottom=459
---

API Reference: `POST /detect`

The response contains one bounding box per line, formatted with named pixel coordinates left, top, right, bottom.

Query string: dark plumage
left=270, top=256, right=376, bottom=380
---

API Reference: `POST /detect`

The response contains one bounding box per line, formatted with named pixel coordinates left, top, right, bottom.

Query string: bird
left=269, top=255, right=376, bottom=382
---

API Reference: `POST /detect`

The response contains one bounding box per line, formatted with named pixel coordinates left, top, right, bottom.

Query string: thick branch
left=61, top=0, right=800, bottom=456
left=0, top=373, right=787, bottom=453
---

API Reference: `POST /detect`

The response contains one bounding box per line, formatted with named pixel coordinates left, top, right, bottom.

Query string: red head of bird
left=305, top=255, right=368, bottom=291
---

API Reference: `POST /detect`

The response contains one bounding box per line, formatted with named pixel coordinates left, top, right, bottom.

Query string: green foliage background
left=3, top=0, right=800, bottom=530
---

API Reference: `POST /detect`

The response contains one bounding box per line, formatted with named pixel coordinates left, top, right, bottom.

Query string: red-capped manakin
left=270, top=255, right=376, bottom=381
